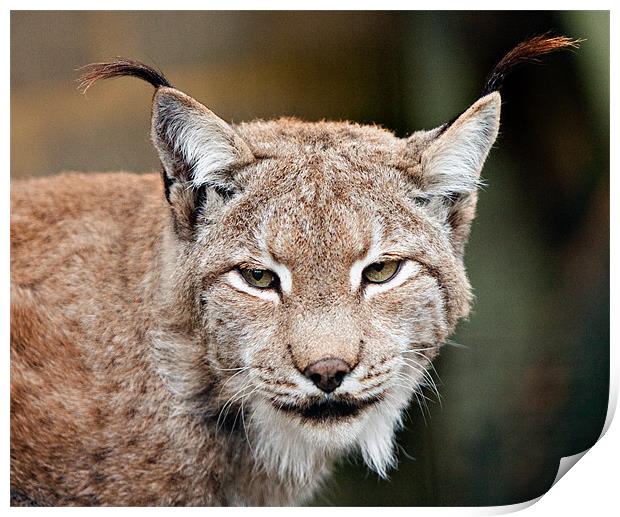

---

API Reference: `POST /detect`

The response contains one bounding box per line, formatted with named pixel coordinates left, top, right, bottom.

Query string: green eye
left=240, top=268, right=278, bottom=289
left=362, top=260, right=401, bottom=284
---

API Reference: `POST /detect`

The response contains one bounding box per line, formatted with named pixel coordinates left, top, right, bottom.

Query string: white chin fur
left=249, top=383, right=413, bottom=485
left=357, top=384, right=411, bottom=478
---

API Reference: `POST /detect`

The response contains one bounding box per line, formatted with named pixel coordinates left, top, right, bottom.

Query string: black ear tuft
left=77, top=58, right=172, bottom=93
left=482, top=34, right=581, bottom=96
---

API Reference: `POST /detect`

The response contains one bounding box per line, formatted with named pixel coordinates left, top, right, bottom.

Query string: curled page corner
left=479, top=495, right=543, bottom=515
left=478, top=449, right=591, bottom=515
left=552, top=449, right=589, bottom=487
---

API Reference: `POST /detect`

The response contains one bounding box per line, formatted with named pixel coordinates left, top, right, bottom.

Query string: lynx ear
left=151, top=88, right=254, bottom=191
left=151, top=88, right=254, bottom=238
left=413, top=92, right=501, bottom=254
left=78, top=59, right=255, bottom=240
left=420, top=92, right=501, bottom=198
left=406, top=35, right=578, bottom=252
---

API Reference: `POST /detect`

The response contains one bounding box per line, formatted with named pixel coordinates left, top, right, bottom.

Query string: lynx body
left=10, top=36, right=577, bottom=506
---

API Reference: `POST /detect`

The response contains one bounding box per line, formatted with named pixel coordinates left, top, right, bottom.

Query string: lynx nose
left=304, top=358, right=351, bottom=393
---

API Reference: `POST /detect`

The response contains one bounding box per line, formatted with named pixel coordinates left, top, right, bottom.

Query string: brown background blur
left=11, top=11, right=609, bottom=506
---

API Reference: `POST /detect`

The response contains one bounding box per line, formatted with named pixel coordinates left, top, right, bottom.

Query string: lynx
left=10, top=36, right=577, bottom=506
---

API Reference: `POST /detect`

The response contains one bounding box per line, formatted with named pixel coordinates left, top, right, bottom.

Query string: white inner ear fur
left=421, top=92, right=501, bottom=197
left=152, top=88, right=252, bottom=189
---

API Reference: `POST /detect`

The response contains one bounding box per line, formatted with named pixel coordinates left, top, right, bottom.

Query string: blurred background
left=11, top=11, right=609, bottom=506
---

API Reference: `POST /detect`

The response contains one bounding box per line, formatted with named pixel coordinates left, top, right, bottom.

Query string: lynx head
left=79, top=36, right=578, bottom=484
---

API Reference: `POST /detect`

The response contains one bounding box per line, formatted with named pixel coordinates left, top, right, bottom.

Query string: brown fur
left=11, top=35, right=577, bottom=506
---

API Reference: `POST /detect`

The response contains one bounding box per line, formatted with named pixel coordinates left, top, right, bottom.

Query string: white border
left=4, top=3, right=615, bottom=514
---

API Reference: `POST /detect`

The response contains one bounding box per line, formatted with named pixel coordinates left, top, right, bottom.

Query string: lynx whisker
left=402, top=349, right=443, bottom=382
left=211, top=364, right=252, bottom=372
left=229, top=385, right=260, bottom=442
left=357, top=381, right=388, bottom=397
left=444, top=339, right=469, bottom=349
left=216, top=380, right=257, bottom=435
left=399, top=358, right=442, bottom=405
left=240, top=391, right=255, bottom=458
left=412, top=389, right=431, bottom=423
left=217, top=367, right=253, bottom=399
left=401, top=344, right=440, bottom=353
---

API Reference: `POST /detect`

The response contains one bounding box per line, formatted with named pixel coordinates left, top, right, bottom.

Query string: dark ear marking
left=189, top=182, right=235, bottom=227
left=190, top=185, right=208, bottom=228
left=208, top=183, right=236, bottom=201
left=481, top=34, right=581, bottom=96
left=442, top=191, right=462, bottom=205
left=412, top=196, right=431, bottom=207
left=161, top=168, right=175, bottom=203
left=77, top=58, right=172, bottom=93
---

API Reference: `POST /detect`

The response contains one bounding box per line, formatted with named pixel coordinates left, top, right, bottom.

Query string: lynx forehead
left=10, top=36, right=578, bottom=506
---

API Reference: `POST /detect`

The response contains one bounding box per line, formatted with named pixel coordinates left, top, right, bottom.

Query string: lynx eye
left=239, top=268, right=278, bottom=289
left=362, top=260, right=401, bottom=284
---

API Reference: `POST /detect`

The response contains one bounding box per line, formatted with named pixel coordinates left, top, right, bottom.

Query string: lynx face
left=143, top=86, right=500, bottom=481
left=198, top=150, right=460, bottom=479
